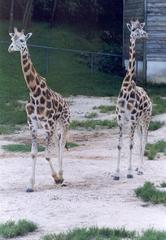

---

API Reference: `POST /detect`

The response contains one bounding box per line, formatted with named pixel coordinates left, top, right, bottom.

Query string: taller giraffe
left=8, top=28, right=70, bottom=192
left=113, top=20, right=152, bottom=180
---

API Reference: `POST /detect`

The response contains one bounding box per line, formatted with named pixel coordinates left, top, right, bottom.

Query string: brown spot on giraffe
left=23, top=59, right=28, bottom=65
left=24, top=63, right=30, bottom=72
left=26, top=73, right=35, bottom=83
left=26, top=105, right=34, bottom=115
left=37, top=106, right=45, bottom=115
left=34, top=87, right=41, bottom=97
left=40, top=96, right=45, bottom=104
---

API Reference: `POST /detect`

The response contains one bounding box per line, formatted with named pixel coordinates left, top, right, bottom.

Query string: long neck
left=20, top=46, right=41, bottom=93
left=122, top=36, right=136, bottom=88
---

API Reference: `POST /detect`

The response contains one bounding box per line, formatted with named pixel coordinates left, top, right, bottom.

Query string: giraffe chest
left=26, top=92, right=68, bottom=125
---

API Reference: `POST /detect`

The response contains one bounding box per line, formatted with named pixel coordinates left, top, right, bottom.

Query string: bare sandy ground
left=0, top=96, right=166, bottom=240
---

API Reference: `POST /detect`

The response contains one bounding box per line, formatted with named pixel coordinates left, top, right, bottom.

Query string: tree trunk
left=50, top=0, right=58, bottom=28
left=9, top=0, right=15, bottom=32
left=22, top=0, right=33, bottom=29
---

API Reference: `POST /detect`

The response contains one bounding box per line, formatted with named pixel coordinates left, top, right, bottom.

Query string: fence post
left=45, top=48, right=49, bottom=74
left=90, top=53, right=94, bottom=73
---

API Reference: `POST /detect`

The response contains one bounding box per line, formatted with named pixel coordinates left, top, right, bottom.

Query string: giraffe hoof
left=137, top=171, right=143, bottom=175
left=113, top=176, right=120, bottom=181
left=127, top=174, right=133, bottom=179
left=55, top=178, right=64, bottom=185
left=26, top=188, right=34, bottom=193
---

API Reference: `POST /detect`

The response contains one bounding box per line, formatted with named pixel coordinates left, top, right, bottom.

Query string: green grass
left=0, top=125, right=21, bottom=135
left=148, top=121, right=165, bottom=131
left=85, top=112, right=98, bottom=118
left=66, top=142, right=79, bottom=148
left=138, top=229, right=166, bottom=240
left=152, top=96, right=166, bottom=116
left=0, top=219, right=37, bottom=238
left=2, top=143, right=78, bottom=152
left=147, top=83, right=166, bottom=97
left=70, top=119, right=117, bottom=130
left=42, top=227, right=135, bottom=240
left=2, top=144, right=45, bottom=152
left=144, top=140, right=166, bottom=160
left=43, top=227, right=166, bottom=240
left=93, top=105, right=116, bottom=113
left=135, top=181, right=166, bottom=204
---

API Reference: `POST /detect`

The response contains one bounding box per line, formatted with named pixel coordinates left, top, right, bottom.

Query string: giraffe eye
left=20, top=39, right=24, bottom=43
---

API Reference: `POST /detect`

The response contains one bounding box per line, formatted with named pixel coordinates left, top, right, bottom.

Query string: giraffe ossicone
left=8, top=28, right=70, bottom=192
left=114, top=19, right=152, bottom=180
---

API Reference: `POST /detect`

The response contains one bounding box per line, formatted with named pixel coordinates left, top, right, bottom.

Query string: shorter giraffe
left=113, top=20, right=152, bottom=180
left=8, top=28, right=70, bottom=192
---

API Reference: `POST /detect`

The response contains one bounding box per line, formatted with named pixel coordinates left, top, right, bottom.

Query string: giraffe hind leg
left=55, top=125, right=69, bottom=184
left=26, top=119, right=38, bottom=192
left=113, top=125, right=123, bottom=180
left=136, top=125, right=147, bottom=175
left=127, top=122, right=136, bottom=179
left=45, top=131, right=60, bottom=184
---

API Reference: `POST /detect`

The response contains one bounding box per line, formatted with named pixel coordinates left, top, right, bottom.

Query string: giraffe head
left=127, top=19, right=148, bottom=40
left=8, top=27, right=32, bottom=53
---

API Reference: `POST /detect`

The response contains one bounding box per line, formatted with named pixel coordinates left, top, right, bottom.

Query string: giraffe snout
left=8, top=45, right=14, bottom=53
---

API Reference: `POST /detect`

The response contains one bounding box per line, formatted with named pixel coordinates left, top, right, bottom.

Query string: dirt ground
left=0, top=96, right=166, bottom=240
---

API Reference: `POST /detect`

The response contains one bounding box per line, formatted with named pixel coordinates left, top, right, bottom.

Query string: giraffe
left=8, top=28, right=70, bottom=192
left=113, top=20, right=152, bottom=180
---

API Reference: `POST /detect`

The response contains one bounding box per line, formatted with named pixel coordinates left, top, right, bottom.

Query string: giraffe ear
left=25, top=33, right=32, bottom=41
left=127, top=23, right=132, bottom=31
left=140, top=22, right=145, bottom=28
left=9, top=33, right=14, bottom=38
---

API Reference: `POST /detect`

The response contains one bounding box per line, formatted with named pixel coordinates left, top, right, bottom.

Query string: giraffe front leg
left=127, top=123, right=136, bottom=179
left=45, top=131, right=59, bottom=184
left=113, top=125, right=123, bottom=180
left=26, top=121, right=38, bottom=192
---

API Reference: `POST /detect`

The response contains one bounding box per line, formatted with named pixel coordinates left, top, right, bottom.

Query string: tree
left=9, top=0, right=15, bottom=32
left=22, top=0, right=33, bottom=29
left=50, top=0, right=58, bottom=27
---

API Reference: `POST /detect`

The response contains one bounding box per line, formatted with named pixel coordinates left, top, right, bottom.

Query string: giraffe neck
left=20, top=46, right=41, bottom=93
left=122, top=36, right=136, bottom=88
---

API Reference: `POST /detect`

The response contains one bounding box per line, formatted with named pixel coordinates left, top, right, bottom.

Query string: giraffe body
left=114, top=20, right=152, bottom=180
left=8, top=28, right=70, bottom=191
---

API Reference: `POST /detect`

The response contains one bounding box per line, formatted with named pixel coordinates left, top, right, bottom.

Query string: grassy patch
left=152, top=96, right=166, bottom=116
left=93, top=105, right=116, bottom=113
left=138, top=229, right=166, bottom=240
left=2, top=144, right=45, bottom=152
left=0, top=219, right=37, bottom=238
left=148, top=83, right=166, bottom=97
left=66, top=142, right=79, bottom=148
left=135, top=181, right=166, bottom=204
left=144, top=140, right=166, bottom=160
left=148, top=121, right=165, bottom=131
left=0, top=125, right=20, bottom=135
left=70, top=119, right=117, bottom=130
left=42, top=227, right=135, bottom=240
left=85, top=112, right=98, bottom=118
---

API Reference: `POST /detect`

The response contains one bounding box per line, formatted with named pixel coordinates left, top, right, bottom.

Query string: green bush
left=0, top=219, right=37, bottom=238
left=135, top=182, right=166, bottom=204
left=145, top=141, right=166, bottom=160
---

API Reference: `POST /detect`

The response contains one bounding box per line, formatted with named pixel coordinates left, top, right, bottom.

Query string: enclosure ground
left=0, top=96, right=166, bottom=240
